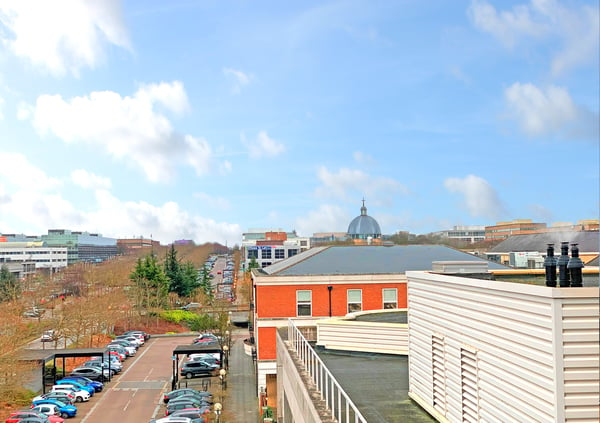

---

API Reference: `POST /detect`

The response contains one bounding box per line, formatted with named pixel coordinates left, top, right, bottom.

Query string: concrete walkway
left=225, top=327, right=259, bottom=422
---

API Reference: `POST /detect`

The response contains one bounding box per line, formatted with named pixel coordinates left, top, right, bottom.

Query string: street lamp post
left=214, top=402, right=222, bottom=423
left=222, top=344, right=229, bottom=370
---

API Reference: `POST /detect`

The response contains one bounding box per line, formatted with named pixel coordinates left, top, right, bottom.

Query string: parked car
left=83, top=359, right=119, bottom=375
left=123, top=330, right=150, bottom=341
left=50, top=386, right=90, bottom=403
left=31, top=404, right=64, bottom=418
left=116, top=335, right=143, bottom=347
left=54, top=380, right=95, bottom=396
left=181, top=302, right=202, bottom=311
left=59, top=376, right=103, bottom=392
left=149, top=417, right=204, bottom=423
left=163, top=388, right=213, bottom=404
left=180, top=361, right=217, bottom=379
left=165, top=401, right=209, bottom=416
left=108, top=340, right=137, bottom=354
left=89, top=356, right=122, bottom=372
left=106, top=346, right=127, bottom=360
left=32, top=392, right=75, bottom=405
left=31, top=399, right=77, bottom=418
left=169, top=407, right=211, bottom=419
left=188, top=355, right=220, bottom=367
left=5, top=411, right=64, bottom=423
left=69, top=366, right=108, bottom=381
left=41, top=330, right=57, bottom=342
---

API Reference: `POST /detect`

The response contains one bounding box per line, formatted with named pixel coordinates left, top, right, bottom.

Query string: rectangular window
left=297, top=290, right=312, bottom=316
left=261, top=249, right=272, bottom=259
left=383, top=288, right=397, bottom=309
left=247, top=249, right=258, bottom=259
left=261, top=262, right=271, bottom=268
left=274, top=249, right=285, bottom=259
left=347, top=289, right=362, bottom=313
left=287, top=249, right=298, bottom=258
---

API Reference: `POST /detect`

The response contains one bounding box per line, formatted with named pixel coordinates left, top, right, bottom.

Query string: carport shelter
left=171, top=344, right=223, bottom=390
left=20, top=347, right=108, bottom=393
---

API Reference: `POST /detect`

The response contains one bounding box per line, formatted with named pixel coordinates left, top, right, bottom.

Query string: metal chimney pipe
left=543, top=244, right=557, bottom=287
left=567, top=243, right=584, bottom=287
left=557, top=242, right=570, bottom=287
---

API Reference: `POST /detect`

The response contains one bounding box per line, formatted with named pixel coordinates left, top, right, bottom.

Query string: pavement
left=224, top=327, right=259, bottom=422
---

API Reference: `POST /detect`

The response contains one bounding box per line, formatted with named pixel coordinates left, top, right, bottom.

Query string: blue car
left=55, top=379, right=95, bottom=396
left=60, top=376, right=103, bottom=392
left=31, top=398, right=77, bottom=418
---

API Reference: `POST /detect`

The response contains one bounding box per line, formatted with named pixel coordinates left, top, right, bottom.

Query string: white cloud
left=0, top=96, right=4, bottom=120
left=444, top=174, right=506, bottom=219
left=0, top=156, right=241, bottom=244
left=352, top=151, right=375, bottom=165
left=295, top=204, right=350, bottom=236
left=0, top=0, right=131, bottom=76
left=242, top=131, right=285, bottom=159
left=71, top=169, right=111, bottom=190
left=468, top=0, right=599, bottom=75
left=25, top=81, right=214, bottom=182
left=193, top=192, right=231, bottom=211
left=223, top=67, right=252, bottom=94
left=0, top=152, right=61, bottom=191
left=505, top=82, right=598, bottom=139
left=315, top=166, right=409, bottom=202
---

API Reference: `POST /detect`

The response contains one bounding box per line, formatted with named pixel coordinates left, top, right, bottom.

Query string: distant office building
left=42, top=229, right=117, bottom=264
left=433, top=225, right=486, bottom=244
left=242, top=229, right=310, bottom=269
left=117, top=237, right=161, bottom=254
left=485, top=219, right=547, bottom=241
left=310, top=232, right=348, bottom=245
left=0, top=241, right=67, bottom=273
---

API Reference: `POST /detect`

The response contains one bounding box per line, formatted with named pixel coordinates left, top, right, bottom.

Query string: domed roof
left=347, top=200, right=381, bottom=239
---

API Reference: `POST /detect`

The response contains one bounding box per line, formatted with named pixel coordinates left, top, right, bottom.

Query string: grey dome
left=347, top=200, right=381, bottom=239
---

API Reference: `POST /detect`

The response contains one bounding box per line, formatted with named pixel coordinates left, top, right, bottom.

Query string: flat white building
left=406, top=265, right=599, bottom=423
left=0, top=242, right=68, bottom=272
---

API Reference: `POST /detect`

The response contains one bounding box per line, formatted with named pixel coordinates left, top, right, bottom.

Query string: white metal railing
left=288, top=319, right=367, bottom=423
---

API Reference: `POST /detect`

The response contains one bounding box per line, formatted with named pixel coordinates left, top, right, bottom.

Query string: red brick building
left=250, top=245, right=506, bottom=408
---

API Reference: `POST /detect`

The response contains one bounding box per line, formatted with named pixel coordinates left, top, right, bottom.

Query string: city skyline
left=0, top=1, right=598, bottom=245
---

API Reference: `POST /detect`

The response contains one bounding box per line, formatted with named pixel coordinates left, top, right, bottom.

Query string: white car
left=31, top=404, right=61, bottom=417
left=51, top=386, right=91, bottom=402
left=108, top=343, right=136, bottom=356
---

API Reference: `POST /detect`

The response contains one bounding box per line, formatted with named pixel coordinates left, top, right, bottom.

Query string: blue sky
left=0, top=0, right=598, bottom=245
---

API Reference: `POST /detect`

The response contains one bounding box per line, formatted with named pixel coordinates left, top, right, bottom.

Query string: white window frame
left=347, top=289, right=362, bottom=313
left=382, top=288, right=398, bottom=309
left=296, top=290, right=312, bottom=316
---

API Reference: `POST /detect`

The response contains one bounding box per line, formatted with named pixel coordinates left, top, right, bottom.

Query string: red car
left=5, top=411, right=65, bottom=423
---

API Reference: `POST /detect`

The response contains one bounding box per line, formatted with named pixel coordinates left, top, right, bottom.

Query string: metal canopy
left=20, top=347, right=109, bottom=393
left=171, top=344, right=224, bottom=390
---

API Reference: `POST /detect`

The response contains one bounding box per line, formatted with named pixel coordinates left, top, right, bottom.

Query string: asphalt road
left=78, top=335, right=197, bottom=423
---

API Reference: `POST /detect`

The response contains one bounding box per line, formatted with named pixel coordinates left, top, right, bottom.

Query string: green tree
left=247, top=256, right=259, bottom=271
left=164, top=244, right=184, bottom=295
left=0, top=264, right=20, bottom=302
left=130, top=253, right=169, bottom=309
left=180, top=261, right=200, bottom=298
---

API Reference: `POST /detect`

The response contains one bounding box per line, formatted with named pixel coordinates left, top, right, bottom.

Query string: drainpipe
left=567, top=243, right=584, bottom=287
left=557, top=242, right=570, bottom=287
left=544, top=244, right=557, bottom=287
left=327, top=286, right=333, bottom=317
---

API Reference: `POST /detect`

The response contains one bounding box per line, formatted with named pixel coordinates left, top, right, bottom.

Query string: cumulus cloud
left=0, top=152, right=61, bottom=191
left=0, top=156, right=241, bottom=244
left=315, top=166, right=409, bottom=203
left=0, top=0, right=131, bottom=76
left=444, top=174, right=506, bottom=219
left=71, top=169, right=111, bottom=190
left=242, top=131, right=285, bottom=159
left=352, top=151, right=375, bottom=165
left=25, top=81, right=214, bottom=182
left=295, top=204, right=350, bottom=236
left=505, top=82, right=598, bottom=140
left=468, top=0, right=599, bottom=75
left=223, top=68, right=252, bottom=94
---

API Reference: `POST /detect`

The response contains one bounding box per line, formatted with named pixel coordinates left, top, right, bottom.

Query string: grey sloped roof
left=263, top=245, right=508, bottom=276
left=489, top=231, right=599, bottom=253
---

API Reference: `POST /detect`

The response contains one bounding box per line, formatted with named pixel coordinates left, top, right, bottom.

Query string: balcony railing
left=288, top=319, right=367, bottom=423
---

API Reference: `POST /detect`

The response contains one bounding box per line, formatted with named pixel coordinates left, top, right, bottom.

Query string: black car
left=180, top=361, right=217, bottom=379
left=163, top=388, right=213, bottom=404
